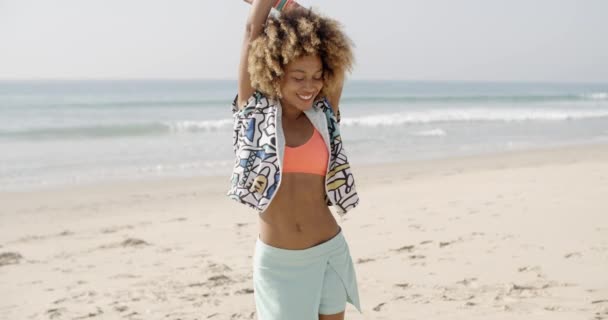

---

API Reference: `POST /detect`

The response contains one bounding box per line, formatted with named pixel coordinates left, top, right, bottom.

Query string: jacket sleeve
left=322, top=97, right=341, bottom=125
left=231, top=91, right=260, bottom=155
left=232, top=92, right=258, bottom=117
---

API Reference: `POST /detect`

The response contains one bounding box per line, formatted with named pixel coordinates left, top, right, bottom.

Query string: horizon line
left=0, top=77, right=607, bottom=85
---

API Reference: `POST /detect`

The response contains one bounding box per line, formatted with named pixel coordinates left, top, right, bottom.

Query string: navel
left=295, top=223, right=303, bottom=233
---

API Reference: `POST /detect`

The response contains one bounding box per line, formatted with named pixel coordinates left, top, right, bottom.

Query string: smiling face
left=279, top=54, right=324, bottom=112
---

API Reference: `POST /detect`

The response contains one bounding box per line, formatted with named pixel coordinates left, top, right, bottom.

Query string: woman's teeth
left=297, top=94, right=313, bottom=100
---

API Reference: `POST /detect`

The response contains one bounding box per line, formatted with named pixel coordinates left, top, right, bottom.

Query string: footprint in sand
left=235, top=288, right=254, bottom=295
left=373, top=302, right=386, bottom=311
left=408, top=254, right=425, bottom=260
left=72, top=306, right=103, bottom=319
left=46, top=307, right=67, bottom=319
left=517, top=265, right=542, bottom=274
left=15, top=234, right=45, bottom=243
left=439, top=241, right=452, bottom=248
left=207, top=262, right=232, bottom=273
left=505, top=282, right=553, bottom=298
left=392, top=245, right=415, bottom=253
left=13, top=231, right=72, bottom=244
left=438, top=286, right=476, bottom=302
left=0, top=252, right=23, bottom=266
left=113, top=305, right=128, bottom=313
left=52, top=297, right=68, bottom=304
left=564, top=252, right=582, bottom=258
left=544, top=305, right=562, bottom=311
left=518, top=266, right=535, bottom=272
left=206, top=275, right=233, bottom=287
left=98, top=238, right=149, bottom=250
left=120, top=238, right=148, bottom=247
left=187, top=282, right=206, bottom=288
left=356, top=258, right=375, bottom=264
left=99, top=225, right=134, bottom=234
left=456, top=277, right=478, bottom=287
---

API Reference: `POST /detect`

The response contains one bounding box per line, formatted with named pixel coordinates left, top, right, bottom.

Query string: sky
left=1, top=0, right=607, bottom=82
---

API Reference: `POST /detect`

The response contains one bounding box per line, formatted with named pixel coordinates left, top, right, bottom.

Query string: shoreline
left=3, top=140, right=608, bottom=197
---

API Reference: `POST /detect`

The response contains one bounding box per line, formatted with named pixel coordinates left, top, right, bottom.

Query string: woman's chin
left=292, top=100, right=313, bottom=111
left=281, top=97, right=315, bottom=111
left=299, top=103, right=314, bottom=111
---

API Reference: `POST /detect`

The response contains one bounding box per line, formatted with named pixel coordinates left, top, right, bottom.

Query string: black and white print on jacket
left=227, top=91, right=359, bottom=215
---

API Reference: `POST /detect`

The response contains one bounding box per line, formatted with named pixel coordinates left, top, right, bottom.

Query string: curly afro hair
left=247, top=7, right=354, bottom=100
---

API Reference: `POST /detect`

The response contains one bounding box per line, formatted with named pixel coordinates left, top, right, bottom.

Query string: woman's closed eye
left=293, top=76, right=323, bottom=82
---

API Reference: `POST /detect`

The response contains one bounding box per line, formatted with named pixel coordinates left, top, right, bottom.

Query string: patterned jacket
left=227, top=91, right=360, bottom=216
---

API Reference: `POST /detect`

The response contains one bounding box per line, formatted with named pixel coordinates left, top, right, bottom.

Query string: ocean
left=1, top=79, right=607, bottom=191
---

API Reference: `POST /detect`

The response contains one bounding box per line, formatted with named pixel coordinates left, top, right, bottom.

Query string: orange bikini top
left=283, top=127, right=329, bottom=176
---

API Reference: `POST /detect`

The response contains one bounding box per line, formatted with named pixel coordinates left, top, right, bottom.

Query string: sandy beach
left=1, top=143, right=607, bottom=320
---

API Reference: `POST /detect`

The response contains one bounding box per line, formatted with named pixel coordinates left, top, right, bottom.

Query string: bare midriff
left=258, top=172, right=339, bottom=250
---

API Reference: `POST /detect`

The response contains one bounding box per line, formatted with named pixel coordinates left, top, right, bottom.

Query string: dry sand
left=1, top=143, right=607, bottom=320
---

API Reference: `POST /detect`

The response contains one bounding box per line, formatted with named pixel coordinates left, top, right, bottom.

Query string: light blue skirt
left=252, top=227, right=362, bottom=319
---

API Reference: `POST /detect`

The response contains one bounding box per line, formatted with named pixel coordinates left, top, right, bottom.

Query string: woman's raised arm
left=326, top=72, right=345, bottom=123
left=237, top=0, right=275, bottom=109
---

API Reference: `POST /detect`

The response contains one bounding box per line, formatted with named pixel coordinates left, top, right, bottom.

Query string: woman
left=228, top=0, right=361, bottom=319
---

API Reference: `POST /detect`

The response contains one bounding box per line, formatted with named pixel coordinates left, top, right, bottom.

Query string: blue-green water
left=1, top=80, right=607, bottom=191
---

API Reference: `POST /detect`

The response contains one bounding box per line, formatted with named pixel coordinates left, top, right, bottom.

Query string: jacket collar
left=275, top=99, right=330, bottom=166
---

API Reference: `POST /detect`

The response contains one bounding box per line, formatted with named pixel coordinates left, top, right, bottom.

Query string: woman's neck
left=280, top=100, right=305, bottom=121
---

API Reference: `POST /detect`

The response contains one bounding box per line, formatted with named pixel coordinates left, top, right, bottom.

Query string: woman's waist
left=258, top=207, right=339, bottom=250
left=254, top=227, right=346, bottom=266
left=261, top=198, right=333, bottom=226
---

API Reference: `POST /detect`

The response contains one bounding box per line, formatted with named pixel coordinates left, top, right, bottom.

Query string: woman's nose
left=304, top=79, right=317, bottom=90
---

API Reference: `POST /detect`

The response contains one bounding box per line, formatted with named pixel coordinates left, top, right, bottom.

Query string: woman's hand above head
left=237, top=0, right=275, bottom=110
left=242, top=0, right=304, bottom=13
left=326, top=71, right=345, bottom=123
left=237, top=0, right=305, bottom=110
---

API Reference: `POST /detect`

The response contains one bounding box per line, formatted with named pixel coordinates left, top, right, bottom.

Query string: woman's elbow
left=244, top=22, right=253, bottom=38
left=243, top=21, right=261, bottom=42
